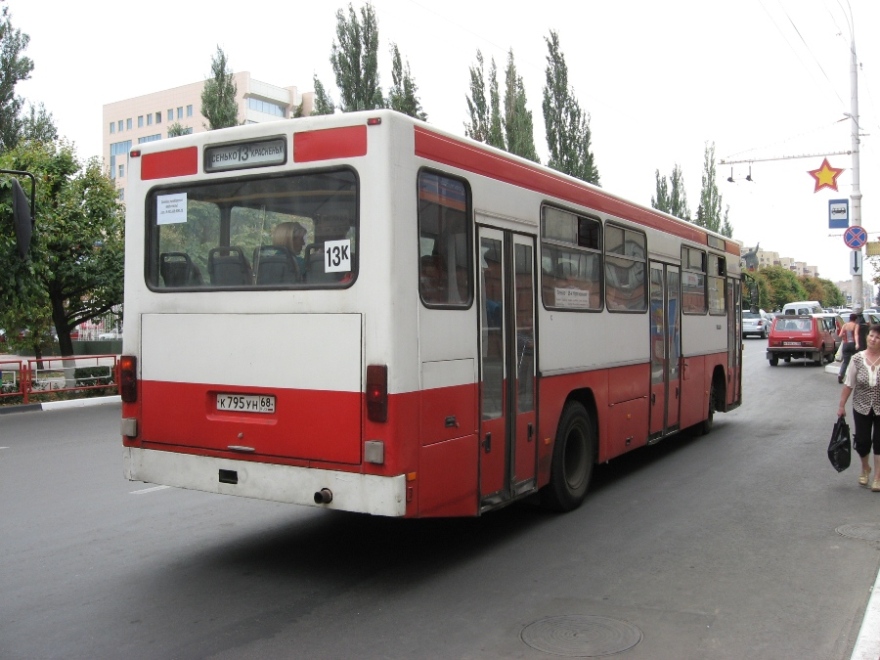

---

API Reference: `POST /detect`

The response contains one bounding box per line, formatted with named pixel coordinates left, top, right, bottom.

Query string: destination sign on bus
left=204, top=137, right=287, bottom=173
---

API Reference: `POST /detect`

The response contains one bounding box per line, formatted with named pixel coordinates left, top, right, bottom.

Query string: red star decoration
left=808, top=158, right=844, bottom=193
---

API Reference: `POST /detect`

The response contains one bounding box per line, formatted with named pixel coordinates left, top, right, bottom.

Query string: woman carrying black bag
left=838, top=323, right=880, bottom=490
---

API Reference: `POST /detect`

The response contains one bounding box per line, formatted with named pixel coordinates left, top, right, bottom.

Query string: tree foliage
left=388, top=42, right=426, bottom=120
left=695, top=142, right=732, bottom=237
left=20, top=102, right=57, bottom=145
left=201, top=46, right=239, bottom=130
left=309, top=75, right=336, bottom=116
left=0, top=141, right=124, bottom=357
left=166, top=121, right=188, bottom=137
left=503, top=50, right=539, bottom=163
left=0, top=3, right=33, bottom=153
left=330, top=3, right=383, bottom=112
left=464, top=50, right=490, bottom=143
left=652, top=164, right=691, bottom=221
left=542, top=31, right=599, bottom=185
left=752, top=266, right=808, bottom=311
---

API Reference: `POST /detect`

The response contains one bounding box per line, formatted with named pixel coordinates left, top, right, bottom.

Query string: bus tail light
left=366, top=364, right=388, bottom=422
left=120, top=355, right=138, bottom=403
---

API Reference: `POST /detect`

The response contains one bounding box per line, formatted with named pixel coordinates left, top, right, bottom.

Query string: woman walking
left=839, top=313, right=861, bottom=383
left=838, top=323, right=880, bottom=490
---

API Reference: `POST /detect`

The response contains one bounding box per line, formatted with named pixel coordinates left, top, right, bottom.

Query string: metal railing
left=0, top=355, right=119, bottom=404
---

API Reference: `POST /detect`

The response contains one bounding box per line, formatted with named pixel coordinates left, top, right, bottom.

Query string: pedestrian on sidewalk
left=838, top=323, right=880, bottom=491
left=839, top=313, right=860, bottom=383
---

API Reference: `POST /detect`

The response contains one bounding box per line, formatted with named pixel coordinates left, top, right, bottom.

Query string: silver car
left=743, top=311, right=769, bottom=339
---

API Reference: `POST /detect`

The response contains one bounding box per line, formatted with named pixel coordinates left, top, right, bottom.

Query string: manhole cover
left=521, top=615, right=642, bottom=657
left=837, top=523, right=880, bottom=542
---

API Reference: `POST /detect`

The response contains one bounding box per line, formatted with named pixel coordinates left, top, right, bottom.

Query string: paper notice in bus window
left=554, top=288, right=590, bottom=309
left=324, top=239, right=351, bottom=273
left=157, top=193, right=187, bottom=225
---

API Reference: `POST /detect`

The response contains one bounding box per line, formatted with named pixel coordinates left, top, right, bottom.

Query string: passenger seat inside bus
left=208, top=246, right=253, bottom=286
left=160, top=252, right=203, bottom=287
left=253, top=245, right=300, bottom=284
left=304, top=243, right=342, bottom=283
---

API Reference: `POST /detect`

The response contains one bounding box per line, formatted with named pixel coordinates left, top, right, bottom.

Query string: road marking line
left=130, top=485, right=171, bottom=495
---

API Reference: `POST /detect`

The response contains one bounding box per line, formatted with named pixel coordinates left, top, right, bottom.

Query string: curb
left=0, top=395, right=120, bottom=415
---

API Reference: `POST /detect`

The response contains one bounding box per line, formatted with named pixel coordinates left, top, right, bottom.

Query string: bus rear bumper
left=123, top=447, right=407, bottom=517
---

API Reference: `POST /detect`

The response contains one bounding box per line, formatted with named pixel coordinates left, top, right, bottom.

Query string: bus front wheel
left=541, top=401, right=594, bottom=512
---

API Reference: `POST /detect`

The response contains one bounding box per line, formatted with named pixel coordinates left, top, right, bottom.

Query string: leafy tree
left=801, top=276, right=845, bottom=308
left=0, top=140, right=124, bottom=357
left=542, top=30, right=599, bottom=185
left=309, top=75, right=336, bottom=116
left=20, top=102, right=57, bottom=145
left=695, top=142, right=731, bottom=237
left=753, top=266, right=807, bottom=311
left=651, top=170, right=669, bottom=213
left=330, top=3, right=383, bottom=112
left=486, top=57, right=504, bottom=149
left=464, top=50, right=489, bottom=143
left=503, top=49, right=539, bottom=162
left=201, top=46, right=239, bottom=130
left=387, top=42, right=426, bottom=120
left=166, top=121, right=188, bottom=137
left=0, top=3, right=33, bottom=153
left=653, top=164, right=691, bottom=221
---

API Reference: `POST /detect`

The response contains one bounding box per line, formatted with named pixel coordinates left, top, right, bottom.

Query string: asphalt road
left=2, top=339, right=879, bottom=659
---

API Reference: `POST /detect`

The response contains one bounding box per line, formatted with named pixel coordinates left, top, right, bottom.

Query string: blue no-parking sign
left=844, top=225, right=867, bottom=249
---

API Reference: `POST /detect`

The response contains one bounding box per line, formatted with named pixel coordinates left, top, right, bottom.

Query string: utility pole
left=846, top=4, right=864, bottom=309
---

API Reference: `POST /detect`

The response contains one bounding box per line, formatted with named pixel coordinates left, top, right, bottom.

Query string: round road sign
left=844, top=226, right=868, bottom=249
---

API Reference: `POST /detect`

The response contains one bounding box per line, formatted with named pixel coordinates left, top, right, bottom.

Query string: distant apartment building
left=741, top=246, right=818, bottom=278
left=102, top=72, right=314, bottom=201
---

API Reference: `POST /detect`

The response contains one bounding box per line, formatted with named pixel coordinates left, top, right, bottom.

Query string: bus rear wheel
left=541, top=401, right=594, bottom=512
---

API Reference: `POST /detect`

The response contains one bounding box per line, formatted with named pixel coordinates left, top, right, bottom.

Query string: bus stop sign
left=844, top=226, right=867, bottom=249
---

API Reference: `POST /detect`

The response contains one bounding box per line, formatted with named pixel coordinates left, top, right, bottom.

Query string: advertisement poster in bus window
left=157, top=193, right=187, bottom=225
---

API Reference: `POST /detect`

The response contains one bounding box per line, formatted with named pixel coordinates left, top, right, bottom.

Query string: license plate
left=783, top=342, right=802, bottom=346
left=216, top=393, right=276, bottom=414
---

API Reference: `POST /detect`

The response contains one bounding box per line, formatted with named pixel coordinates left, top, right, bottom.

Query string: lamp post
left=844, top=1, right=864, bottom=308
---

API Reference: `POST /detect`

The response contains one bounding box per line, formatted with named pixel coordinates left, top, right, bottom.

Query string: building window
left=126, top=118, right=132, bottom=130
left=138, top=116, right=144, bottom=128
left=247, top=97, right=286, bottom=117
left=177, top=106, right=183, bottom=119
left=138, top=134, right=162, bottom=144
left=118, top=164, right=125, bottom=178
left=109, top=122, right=115, bottom=134
left=167, top=109, right=173, bottom=122
left=147, top=114, right=153, bottom=126
left=117, top=120, right=123, bottom=132
left=155, top=112, right=161, bottom=124
left=186, top=105, right=193, bottom=117
left=117, top=188, right=124, bottom=201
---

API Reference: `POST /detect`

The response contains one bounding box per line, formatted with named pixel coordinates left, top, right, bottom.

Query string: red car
left=766, top=314, right=841, bottom=366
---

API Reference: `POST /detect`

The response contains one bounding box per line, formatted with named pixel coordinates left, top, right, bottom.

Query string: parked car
left=742, top=311, right=770, bottom=339
left=98, top=331, right=122, bottom=340
left=766, top=314, right=839, bottom=366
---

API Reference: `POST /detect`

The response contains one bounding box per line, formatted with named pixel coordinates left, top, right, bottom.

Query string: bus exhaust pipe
left=314, top=488, right=333, bottom=504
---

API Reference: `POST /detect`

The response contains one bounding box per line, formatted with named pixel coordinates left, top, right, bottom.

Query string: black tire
left=769, top=356, right=779, bottom=366
left=541, top=401, right=594, bottom=512
left=700, top=382, right=716, bottom=436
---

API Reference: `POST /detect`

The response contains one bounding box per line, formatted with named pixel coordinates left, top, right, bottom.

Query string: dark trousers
left=852, top=408, right=880, bottom=457
left=840, top=342, right=857, bottom=378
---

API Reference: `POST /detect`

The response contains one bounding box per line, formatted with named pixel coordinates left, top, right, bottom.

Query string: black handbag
left=828, top=415, right=852, bottom=472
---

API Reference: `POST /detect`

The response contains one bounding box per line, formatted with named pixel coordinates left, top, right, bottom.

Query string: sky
left=9, top=0, right=880, bottom=285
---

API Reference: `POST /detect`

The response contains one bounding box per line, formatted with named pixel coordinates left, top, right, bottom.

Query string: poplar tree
left=330, top=3, right=384, bottom=112
left=388, top=43, right=426, bottom=120
left=465, top=51, right=504, bottom=149
left=0, top=3, right=34, bottom=153
left=200, top=46, right=239, bottom=130
left=503, top=50, right=539, bottom=163
left=310, top=75, right=336, bottom=116
left=542, top=31, right=599, bottom=185
left=695, top=142, right=731, bottom=236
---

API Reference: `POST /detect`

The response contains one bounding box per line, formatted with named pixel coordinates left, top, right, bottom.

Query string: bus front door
left=649, top=262, right=681, bottom=439
left=478, top=227, right=537, bottom=509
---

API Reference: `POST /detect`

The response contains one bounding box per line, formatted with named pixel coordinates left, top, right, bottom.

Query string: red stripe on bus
left=294, top=125, right=367, bottom=162
left=141, top=147, right=198, bottom=180
left=413, top=127, right=738, bottom=256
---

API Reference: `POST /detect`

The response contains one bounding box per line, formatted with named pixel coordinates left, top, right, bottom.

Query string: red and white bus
left=120, top=110, right=743, bottom=517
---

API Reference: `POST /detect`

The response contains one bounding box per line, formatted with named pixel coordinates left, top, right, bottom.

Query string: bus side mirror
left=12, top=178, right=33, bottom=259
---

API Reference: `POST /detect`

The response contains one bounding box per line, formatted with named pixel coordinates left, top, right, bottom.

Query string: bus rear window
left=147, top=169, right=358, bottom=290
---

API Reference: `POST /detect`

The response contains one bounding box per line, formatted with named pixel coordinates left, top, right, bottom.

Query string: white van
left=782, top=300, right=822, bottom=316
